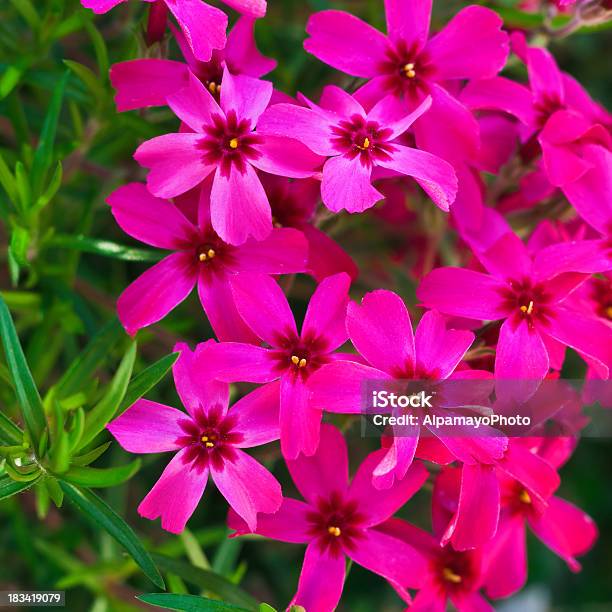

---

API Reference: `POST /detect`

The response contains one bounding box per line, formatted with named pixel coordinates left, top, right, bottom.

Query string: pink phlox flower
left=417, top=231, right=612, bottom=381
left=309, top=290, right=507, bottom=489
left=111, top=16, right=276, bottom=111
left=228, top=424, right=430, bottom=612
left=258, top=86, right=458, bottom=213
left=197, top=272, right=352, bottom=459
left=107, top=341, right=282, bottom=534
left=107, top=182, right=308, bottom=339
left=134, top=66, right=324, bottom=245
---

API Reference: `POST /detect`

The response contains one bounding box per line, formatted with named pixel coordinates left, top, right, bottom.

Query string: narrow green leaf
left=14, top=161, right=31, bottom=212
left=58, top=481, right=164, bottom=589
left=151, top=555, right=258, bottom=610
left=0, top=64, right=26, bottom=100
left=77, top=342, right=136, bottom=451
left=259, top=605, right=276, bottom=612
left=9, top=226, right=30, bottom=266
left=0, top=473, right=39, bottom=500
left=120, top=352, right=179, bottom=412
left=49, top=234, right=164, bottom=262
left=30, top=71, right=68, bottom=198
left=34, top=161, right=62, bottom=211
left=0, top=295, right=47, bottom=443
left=54, top=318, right=123, bottom=400
left=71, top=441, right=112, bottom=467
left=62, top=59, right=105, bottom=102
left=83, top=20, right=109, bottom=78
left=0, top=152, right=18, bottom=204
left=49, top=401, right=70, bottom=473
left=137, top=593, right=252, bottom=612
left=0, top=411, right=23, bottom=445
left=62, top=459, right=141, bottom=488
left=9, top=0, right=40, bottom=30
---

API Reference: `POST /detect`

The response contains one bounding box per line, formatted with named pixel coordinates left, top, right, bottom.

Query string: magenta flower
left=381, top=519, right=515, bottom=611
left=309, top=290, right=506, bottom=488
left=304, top=1, right=508, bottom=105
left=111, top=16, right=276, bottom=112
left=107, top=341, right=282, bottom=534
left=107, top=182, right=307, bottom=339
left=198, top=272, right=351, bottom=459
left=433, top=438, right=597, bottom=594
left=82, top=0, right=267, bottom=61
left=228, top=425, right=429, bottom=611
left=417, top=232, right=612, bottom=380
left=258, top=88, right=457, bottom=213
left=134, top=67, right=323, bottom=245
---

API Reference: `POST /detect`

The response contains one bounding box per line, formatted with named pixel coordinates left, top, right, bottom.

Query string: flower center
left=290, top=354, right=308, bottom=368
left=519, top=300, right=534, bottom=316
left=519, top=489, right=532, bottom=504
left=198, top=248, right=216, bottom=262
left=228, top=137, right=239, bottom=149
left=207, top=81, right=220, bottom=95
left=200, top=433, right=217, bottom=448
left=442, top=567, right=462, bottom=584
left=401, top=62, right=416, bottom=78
left=327, top=525, right=341, bottom=537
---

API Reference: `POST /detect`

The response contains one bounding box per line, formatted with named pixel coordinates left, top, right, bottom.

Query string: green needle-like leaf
left=0, top=295, right=47, bottom=444
left=49, top=234, right=165, bottom=262
left=151, top=554, right=258, bottom=610
left=120, top=352, right=179, bottom=413
left=137, top=593, right=253, bottom=612
left=59, top=481, right=164, bottom=589
left=0, top=473, right=40, bottom=500
left=77, top=342, right=136, bottom=451
left=62, top=459, right=141, bottom=488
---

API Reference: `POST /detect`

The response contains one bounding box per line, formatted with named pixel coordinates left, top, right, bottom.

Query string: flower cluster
left=81, top=0, right=612, bottom=608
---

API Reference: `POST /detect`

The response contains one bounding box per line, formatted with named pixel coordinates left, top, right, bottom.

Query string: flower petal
left=347, top=290, right=415, bottom=375
left=166, top=0, right=227, bottom=63
left=220, top=67, right=272, bottom=126
left=426, top=6, right=509, bottom=80
left=231, top=380, right=281, bottom=448
left=286, top=423, right=348, bottom=504
left=211, top=449, right=282, bottom=531
left=110, top=59, right=189, bottom=111
left=303, top=225, right=359, bottom=282
left=107, top=399, right=185, bottom=454
left=172, top=341, right=229, bottom=417
left=417, top=267, right=509, bottom=321
left=138, top=449, right=208, bottom=534
left=368, top=95, right=432, bottom=140
left=135, top=133, right=215, bottom=199
left=117, top=252, right=196, bottom=335
left=210, top=164, right=272, bottom=245
left=384, top=0, right=432, bottom=48
left=107, top=182, right=195, bottom=249
left=231, top=272, right=297, bottom=345
left=280, top=375, right=322, bottom=460
left=197, top=341, right=277, bottom=383
left=225, top=17, right=276, bottom=77
left=222, top=0, right=266, bottom=18
left=304, top=10, right=389, bottom=78
left=251, top=134, right=324, bottom=178
left=302, top=272, right=351, bottom=352
left=321, top=155, right=382, bottom=213
left=377, top=144, right=457, bottom=211
left=292, top=543, right=345, bottom=612
left=167, top=72, right=223, bottom=132
left=228, top=497, right=311, bottom=542
left=349, top=451, right=428, bottom=526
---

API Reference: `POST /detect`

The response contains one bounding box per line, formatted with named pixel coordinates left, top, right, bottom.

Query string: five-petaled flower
left=107, top=342, right=282, bottom=533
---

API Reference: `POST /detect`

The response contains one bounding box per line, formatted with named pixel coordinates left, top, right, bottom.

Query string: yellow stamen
left=298, top=358, right=307, bottom=368
left=205, top=442, right=215, bottom=448
left=208, top=81, right=219, bottom=95
left=402, top=63, right=416, bottom=78
left=201, top=435, right=208, bottom=442
left=442, top=568, right=462, bottom=584
left=519, top=489, right=532, bottom=504
left=362, top=137, right=370, bottom=149
left=605, top=305, right=612, bottom=319
left=291, top=355, right=300, bottom=365
left=229, top=137, right=239, bottom=149
left=327, top=526, right=341, bottom=537
left=207, top=248, right=215, bottom=259
left=199, top=252, right=208, bottom=262
left=520, top=300, right=534, bottom=315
